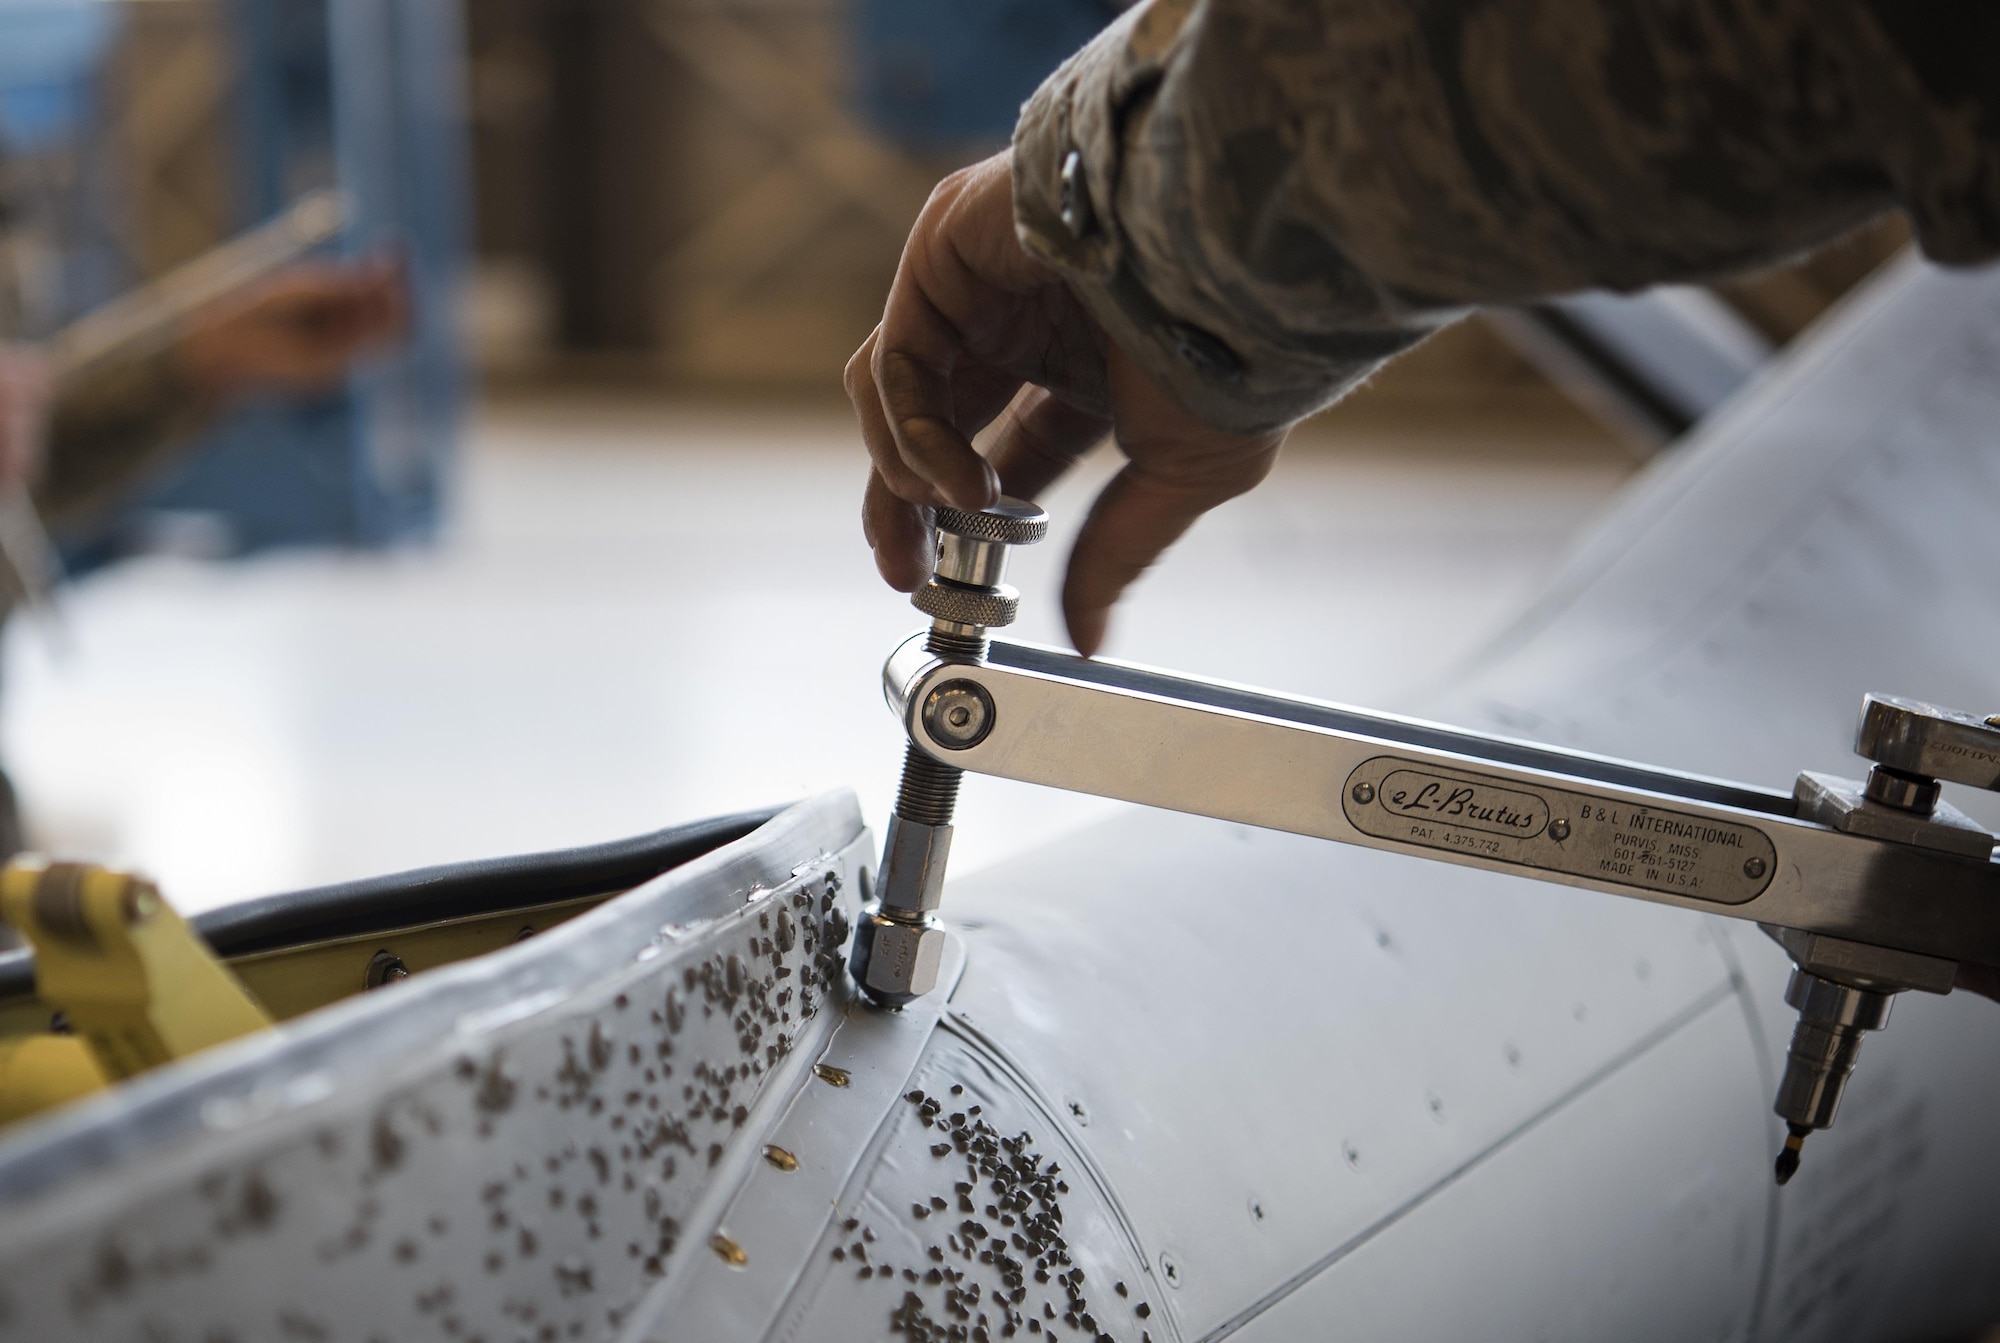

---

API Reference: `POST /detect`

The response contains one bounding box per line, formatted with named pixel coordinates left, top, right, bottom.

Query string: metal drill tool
left=859, top=511, right=2000, bottom=1184
left=850, top=498, right=1047, bottom=1007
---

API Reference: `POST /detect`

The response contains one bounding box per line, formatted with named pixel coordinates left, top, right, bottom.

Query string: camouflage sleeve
left=38, top=345, right=218, bottom=529
left=1013, top=0, right=2000, bottom=433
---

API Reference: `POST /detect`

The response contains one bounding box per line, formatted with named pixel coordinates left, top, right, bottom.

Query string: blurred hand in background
left=847, top=151, right=1286, bottom=658
left=177, top=255, right=407, bottom=400
left=0, top=349, right=51, bottom=497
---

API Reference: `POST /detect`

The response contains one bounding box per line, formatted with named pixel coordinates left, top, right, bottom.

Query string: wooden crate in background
left=463, top=0, right=1914, bottom=425
left=101, top=0, right=241, bottom=278
left=646, top=0, right=949, bottom=385
left=468, top=0, right=950, bottom=389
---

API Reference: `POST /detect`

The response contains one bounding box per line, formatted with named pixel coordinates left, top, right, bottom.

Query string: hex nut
left=850, top=911, right=945, bottom=1005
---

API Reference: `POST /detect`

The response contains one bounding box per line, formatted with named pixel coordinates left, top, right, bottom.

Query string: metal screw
left=922, top=680, right=995, bottom=750
left=365, top=949, right=410, bottom=989
left=1341, top=1140, right=1361, bottom=1169
left=1548, top=818, right=1571, bottom=842
left=1067, top=1098, right=1090, bottom=1126
left=1745, top=857, right=1768, bottom=879
left=1351, top=782, right=1376, bottom=805
left=1159, top=1252, right=1181, bottom=1287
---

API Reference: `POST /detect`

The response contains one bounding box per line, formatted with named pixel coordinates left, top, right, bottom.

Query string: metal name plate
left=1342, top=757, right=1777, bottom=905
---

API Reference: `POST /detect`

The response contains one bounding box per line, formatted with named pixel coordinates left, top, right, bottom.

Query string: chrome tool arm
left=850, top=501, right=2000, bottom=1184
left=884, top=637, right=2000, bottom=972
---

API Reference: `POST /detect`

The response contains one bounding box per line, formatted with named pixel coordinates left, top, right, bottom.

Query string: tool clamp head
left=1771, top=693, right=2000, bottom=1183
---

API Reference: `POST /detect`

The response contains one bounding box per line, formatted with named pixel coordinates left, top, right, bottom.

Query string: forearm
left=1015, top=0, right=1997, bottom=433
left=40, top=345, right=219, bottom=528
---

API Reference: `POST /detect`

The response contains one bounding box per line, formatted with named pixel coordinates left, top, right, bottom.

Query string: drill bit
left=1770, top=970, right=1894, bottom=1186
left=1774, top=1122, right=1811, bottom=1185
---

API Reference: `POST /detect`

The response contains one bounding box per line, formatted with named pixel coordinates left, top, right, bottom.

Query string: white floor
left=0, top=395, right=1632, bottom=914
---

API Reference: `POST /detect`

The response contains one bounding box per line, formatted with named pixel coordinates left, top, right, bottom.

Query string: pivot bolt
left=923, top=680, right=995, bottom=750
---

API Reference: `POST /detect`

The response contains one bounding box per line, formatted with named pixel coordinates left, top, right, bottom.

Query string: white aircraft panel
left=1230, top=997, right=1767, bottom=1343
left=946, top=813, right=1745, bottom=1340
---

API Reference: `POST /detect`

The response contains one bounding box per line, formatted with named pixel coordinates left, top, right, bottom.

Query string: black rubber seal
left=0, top=805, right=785, bottom=1005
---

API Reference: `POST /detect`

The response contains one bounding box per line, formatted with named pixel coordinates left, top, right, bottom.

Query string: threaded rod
left=925, top=628, right=988, bottom=661
left=894, top=743, right=962, bottom=826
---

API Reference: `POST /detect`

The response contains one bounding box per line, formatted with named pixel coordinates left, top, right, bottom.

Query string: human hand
left=847, top=150, right=1287, bottom=657
left=177, top=255, right=407, bottom=399
left=0, top=348, right=50, bottom=496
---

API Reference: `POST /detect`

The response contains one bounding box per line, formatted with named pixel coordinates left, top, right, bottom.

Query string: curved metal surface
left=0, top=792, right=867, bottom=1338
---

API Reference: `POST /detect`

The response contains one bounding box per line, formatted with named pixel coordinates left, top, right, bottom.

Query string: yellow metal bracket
left=0, top=859, right=271, bottom=1098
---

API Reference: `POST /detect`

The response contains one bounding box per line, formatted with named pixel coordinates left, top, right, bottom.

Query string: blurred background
left=0, top=0, right=1910, bottom=912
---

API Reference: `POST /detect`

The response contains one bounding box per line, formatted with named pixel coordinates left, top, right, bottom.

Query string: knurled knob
left=934, top=498, right=1049, bottom=547
left=913, top=580, right=1020, bottom=628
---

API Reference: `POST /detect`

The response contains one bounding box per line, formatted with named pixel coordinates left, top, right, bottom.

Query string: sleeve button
left=1164, top=322, right=1244, bottom=383
left=1058, top=150, right=1094, bottom=238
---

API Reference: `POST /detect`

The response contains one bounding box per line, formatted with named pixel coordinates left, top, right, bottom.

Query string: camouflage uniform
left=1013, top=0, right=2000, bottom=432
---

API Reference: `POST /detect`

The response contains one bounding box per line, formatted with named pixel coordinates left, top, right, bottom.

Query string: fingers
left=179, top=255, right=410, bottom=394
left=873, top=310, right=998, bottom=512
left=861, top=468, right=934, bottom=591
left=276, top=257, right=406, bottom=354
left=984, top=386, right=1111, bottom=501
left=1060, top=463, right=1261, bottom=657
left=1059, top=348, right=1284, bottom=655
left=849, top=326, right=953, bottom=590
left=847, top=328, right=943, bottom=508
left=858, top=153, right=1045, bottom=512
